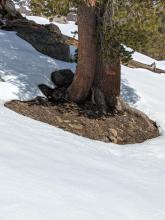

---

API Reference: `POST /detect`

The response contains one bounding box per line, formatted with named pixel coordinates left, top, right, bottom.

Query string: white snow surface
left=0, top=30, right=75, bottom=102
left=26, top=16, right=78, bottom=39
left=132, top=51, right=165, bottom=70
left=0, top=21, right=165, bottom=220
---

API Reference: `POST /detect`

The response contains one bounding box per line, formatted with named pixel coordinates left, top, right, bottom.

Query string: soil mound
left=5, top=98, right=159, bottom=144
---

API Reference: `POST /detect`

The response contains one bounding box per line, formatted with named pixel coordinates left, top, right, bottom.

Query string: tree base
left=5, top=97, right=159, bottom=145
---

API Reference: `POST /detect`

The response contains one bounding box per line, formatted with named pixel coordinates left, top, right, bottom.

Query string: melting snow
left=0, top=20, right=165, bottom=220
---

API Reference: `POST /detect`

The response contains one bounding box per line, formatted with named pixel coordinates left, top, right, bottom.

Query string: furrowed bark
left=92, top=56, right=121, bottom=112
left=92, top=2, right=121, bottom=112
left=68, top=3, right=97, bottom=103
left=69, top=1, right=121, bottom=112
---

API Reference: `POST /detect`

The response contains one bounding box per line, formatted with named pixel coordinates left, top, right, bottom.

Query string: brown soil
left=5, top=98, right=159, bottom=145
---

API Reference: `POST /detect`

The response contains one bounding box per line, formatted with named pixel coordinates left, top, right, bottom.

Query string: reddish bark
left=68, top=3, right=121, bottom=111
left=0, top=0, right=22, bottom=19
left=92, top=57, right=121, bottom=111
left=68, top=3, right=97, bottom=103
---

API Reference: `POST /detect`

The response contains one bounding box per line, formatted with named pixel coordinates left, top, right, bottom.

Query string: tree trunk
left=0, top=0, right=22, bottom=19
left=91, top=1, right=121, bottom=112
left=68, top=2, right=121, bottom=112
left=68, top=3, right=97, bottom=103
left=0, top=0, right=6, bottom=14
left=92, top=56, right=121, bottom=112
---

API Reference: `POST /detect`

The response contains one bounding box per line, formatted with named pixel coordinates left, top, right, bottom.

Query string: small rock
left=67, top=12, right=77, bottom=22
left=109, top=128, right=118, bottom=137
left=38, top=84, right=54, bottom=101
left=51, top=69, right=74, bottom=87
left=44, top=23, right=61, bottom=35
left=116, top=136, right=124, bottom=144
left=51, top=87, right=67, bottom=102
left=100, top=137, right=110, bottom=142
left=38, top=84, right=68, bottom=103
left=69, top=124, right=83, bottom=130
left=55, top=116, right=63, bottom=123
left=110, top=136, right=118, bottom=144
left=50, top=15, right=67, bottom=24
left=64, top=120, right=71, bottom=123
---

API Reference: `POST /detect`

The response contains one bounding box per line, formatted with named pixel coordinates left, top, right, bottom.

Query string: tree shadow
left=0, top=30, right=75, bottom=101
left=0, top=30, right=140, bottom=109
left=121, top=79, right=140, bottom=105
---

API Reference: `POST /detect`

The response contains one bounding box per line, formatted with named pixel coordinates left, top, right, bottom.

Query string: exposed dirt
left=5, top=98, right=159, bottom=144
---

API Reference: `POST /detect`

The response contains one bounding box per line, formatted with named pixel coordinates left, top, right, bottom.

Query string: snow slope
left=27, top=15, right=165, bottom=70
left=0, top=30, right=75, bottom=102
left=132, top=51, right=165, bottom=70
left=0, top=24, right=165, bottom=220
left=26, top=16, right=78, bottom=39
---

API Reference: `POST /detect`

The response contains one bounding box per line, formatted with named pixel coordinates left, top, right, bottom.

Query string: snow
left=26, top=16, right=78, bottom=39
left=26, top=16, right=50, bottom=25
left=132, top=51, right=165, bottom=70
left=27, top=15, right=164, bottom=69
left=0, top=20, right=165, bottom=220
left=53, top=21, right=78, bottom=39
left=122, top=66, right=165, bottom=132
left=0, top=30, right=75, bottom=102
left=14, top=0, right=31, bottom=12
